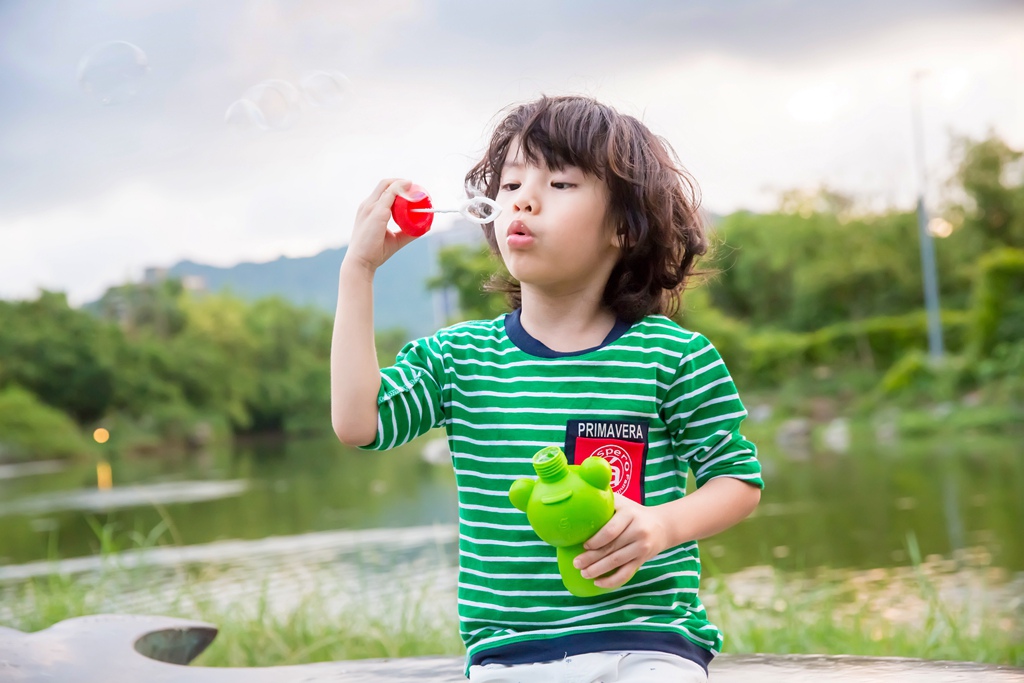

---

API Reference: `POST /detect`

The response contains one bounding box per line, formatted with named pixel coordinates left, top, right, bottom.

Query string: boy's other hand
left=344, top=178, right=417, bottom=274
left=573, top=494, right=671, bottom=590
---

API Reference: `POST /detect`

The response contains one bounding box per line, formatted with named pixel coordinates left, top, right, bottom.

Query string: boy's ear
left=612, top=225, right=630, bottom=249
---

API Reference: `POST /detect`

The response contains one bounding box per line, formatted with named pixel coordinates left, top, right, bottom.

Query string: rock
left=421, top=439, right=450, bottom=465
left=822, top=418, right=851, bottom=454
left=776, top=419, right=812, bottom=460
left=2, top=615, right=1022, bottom=682
left=748, top=404, right=773, bottom=424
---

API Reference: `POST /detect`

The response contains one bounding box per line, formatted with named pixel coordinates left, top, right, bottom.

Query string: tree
left=0, top=292, right=118, bottom=423
left=427, top=244, right=509, bottom=322
left=946, top=132, right=1024, bottom=251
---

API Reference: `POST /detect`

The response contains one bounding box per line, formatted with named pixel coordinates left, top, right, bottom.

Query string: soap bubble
left=241, top=79, right=300, bottom=131
left=300, top=70, right=351, bottom=108
left=224, top=99, right=265, bottom=133
left=465, top=196, right=500, bottom=223
left=77, top=41, right=150, bottom=105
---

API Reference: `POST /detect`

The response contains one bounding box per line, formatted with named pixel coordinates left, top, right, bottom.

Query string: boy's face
left=493, top=142, right=620, bottom=297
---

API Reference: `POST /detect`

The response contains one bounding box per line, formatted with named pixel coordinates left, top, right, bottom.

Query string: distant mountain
left=166, top=221, right=484, bottom=340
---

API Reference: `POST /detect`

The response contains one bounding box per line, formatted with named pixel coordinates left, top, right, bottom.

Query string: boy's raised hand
left=345, top=178, right=418, bottom=273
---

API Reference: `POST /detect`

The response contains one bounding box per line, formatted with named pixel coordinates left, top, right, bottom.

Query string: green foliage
left=100, top=289, right=336, bottom=436
left=947, top=133, right=1024, bottom=251
left=707, top=210, right=939, bottom=331
left=0, top=292, right=119, bottom=423
left=92, top=279, right=188, bottom=339
left=376, top=327, right=412, bottom=367
left=427, top=244, right=508, bottom=321
left=673, top=286, right=751, bottom=367
left=972, top=340, right=1024, bottom=406
left=0, top=282, right=342, bottom=455
left=876, top=351, right=976, bottom=406
left=706, top=134, right=1023, bottom=334
left=1, top=134, right=1020, bottom=454
left=879, top=350, right=933, bottom=395
left=803, top=311, right=971, bottom=368
left=242, top=297, right=333, bottom=433
left=970, top=248, right=1024, bottom=356
left=0, top=385, right=97, bottom=462
left=704, top=310, right=971, bottom=389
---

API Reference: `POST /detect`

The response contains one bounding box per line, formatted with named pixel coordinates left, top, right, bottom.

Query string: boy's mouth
left=506, top=220, right=535, bottom=248
left=508, top=220, right=532, bottom=237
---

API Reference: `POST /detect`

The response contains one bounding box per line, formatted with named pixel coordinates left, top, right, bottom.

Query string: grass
left=703, top=535, right=1024, bottom=666
left=0, top=385, right=99, bottom=462
left=0, top=525, right=1020, bottom=668
left=0, top=548, right=464, bottom=667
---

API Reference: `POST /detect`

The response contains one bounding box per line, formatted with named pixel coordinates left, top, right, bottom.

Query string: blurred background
left=0, top=0, right=1022, bottom=669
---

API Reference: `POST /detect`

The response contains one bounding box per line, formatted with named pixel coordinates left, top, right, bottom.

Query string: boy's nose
left=513, top=189, right=538, bottom=213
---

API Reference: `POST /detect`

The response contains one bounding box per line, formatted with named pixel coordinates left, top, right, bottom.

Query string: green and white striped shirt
left=363, top=311, right=763, bottom=671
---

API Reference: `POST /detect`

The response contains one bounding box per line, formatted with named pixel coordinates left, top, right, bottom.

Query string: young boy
left=332, top=95, right=763, bottom=682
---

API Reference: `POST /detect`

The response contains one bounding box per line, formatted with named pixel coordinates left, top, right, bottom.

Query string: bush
left=0, top=385, right=98, bottom=462
left=972, top=340, right=1024, bottom=405
left=805, top=311, right=971, bottom=370
left=971, top=248, right=1024, bottom=357
left=674, top=287, right=753, bottom=369
left=726, top=311, right=971, bottom=388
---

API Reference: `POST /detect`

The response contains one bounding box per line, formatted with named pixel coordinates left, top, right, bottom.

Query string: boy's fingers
left=382, top=179, right=413, bottom=203
left=357, top=178, right=400, bottom=217
left=374, top=178, right=401, bottom=198
left=387, top=227, right=417, bottom=252
left=583, top=509, right=630, bottom=551
left=595, top=563, right=637, bottom=589
left=367, top=179, right=413, bottom=219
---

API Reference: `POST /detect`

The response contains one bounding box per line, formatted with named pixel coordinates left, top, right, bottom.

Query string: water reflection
left=939, top=444, right=967, bottom=557
left=0, top=432, right=1020, bottom=575
left=0, top=461, right=66, bottom=480
left=0, top=431, right=1021, bottom=662
left=0, top=480, right=247, bottom=516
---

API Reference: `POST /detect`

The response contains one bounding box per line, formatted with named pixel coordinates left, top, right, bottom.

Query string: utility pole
left=911, top=71, right=944, bottom=361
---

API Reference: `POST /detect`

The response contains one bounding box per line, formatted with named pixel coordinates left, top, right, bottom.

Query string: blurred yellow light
left=97, top=461, right=112, bottom=490
left=93, top=428, right=110, bottom=444
left=928, top=217, right=954, bottom=238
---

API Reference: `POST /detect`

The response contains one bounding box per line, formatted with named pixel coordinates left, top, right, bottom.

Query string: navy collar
left=504, top=308, right=631, bottom=358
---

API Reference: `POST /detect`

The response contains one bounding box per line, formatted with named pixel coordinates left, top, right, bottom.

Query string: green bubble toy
left=509, top=446, right=618, bottom=597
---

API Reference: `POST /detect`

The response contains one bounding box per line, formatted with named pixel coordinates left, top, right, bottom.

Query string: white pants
left=468, top=650, right=708, bottom=683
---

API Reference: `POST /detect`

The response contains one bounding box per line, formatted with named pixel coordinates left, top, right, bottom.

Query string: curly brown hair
left=465, top=95, right=709, bottom=323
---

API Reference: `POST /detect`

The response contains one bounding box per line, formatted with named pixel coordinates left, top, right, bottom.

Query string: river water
left=0, top=429, right=1021, bottom=642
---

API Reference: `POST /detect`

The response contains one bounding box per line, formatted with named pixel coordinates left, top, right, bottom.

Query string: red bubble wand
left=392, top=184, right=502, bottom=237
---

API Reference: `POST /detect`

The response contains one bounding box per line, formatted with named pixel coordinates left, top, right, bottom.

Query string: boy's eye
left=551, top=182, right=575, bottom=189
left=499, top=182, right=520, bottom=191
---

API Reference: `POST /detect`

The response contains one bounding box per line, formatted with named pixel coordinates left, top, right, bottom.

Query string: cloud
left=1, top=181, right=247, bottom=303
left=0, top=0, right=1022, bottom=302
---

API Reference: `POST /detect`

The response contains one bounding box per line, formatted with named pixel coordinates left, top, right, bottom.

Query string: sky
left=1, top=0, right=1023, bottom=305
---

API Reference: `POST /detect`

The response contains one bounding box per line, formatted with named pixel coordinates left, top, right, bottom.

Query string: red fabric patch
left=565, top=420, right=649, bottom=504
left=572, top=438, right=646, bottom=503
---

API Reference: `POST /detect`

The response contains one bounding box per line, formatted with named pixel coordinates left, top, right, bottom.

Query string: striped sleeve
left=359, top=335, right=445, bottom=451
left=663, top=333, right=763, bottom=489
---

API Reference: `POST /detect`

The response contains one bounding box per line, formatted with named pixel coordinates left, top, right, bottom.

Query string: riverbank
left=3, top=378, right=1020, bottom=466
left=1, top=538, right=1020, bottom=667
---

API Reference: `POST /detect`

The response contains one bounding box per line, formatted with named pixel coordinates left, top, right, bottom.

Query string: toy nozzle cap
left=391, top=183, right=433, bottom=237
left=532, top=446, right=568, bottom=481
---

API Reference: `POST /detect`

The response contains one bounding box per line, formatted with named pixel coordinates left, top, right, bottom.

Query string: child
left=331, top=95, right=763, bottom=682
